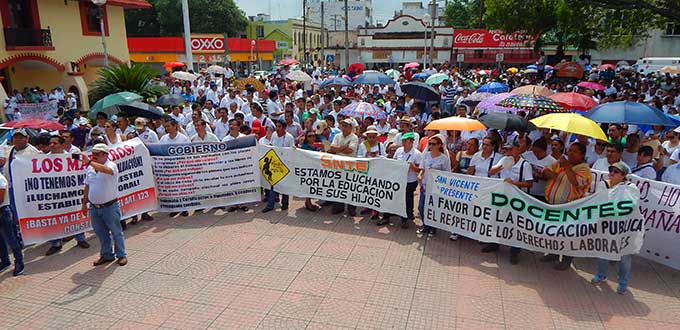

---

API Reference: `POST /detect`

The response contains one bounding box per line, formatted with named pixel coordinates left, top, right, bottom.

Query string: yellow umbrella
left=235, top=77, right=265, bottom=91
left=507, top=67, right=519, bottom=74
left=660, top=66, right=680, bottom=74
left=425, top=117, right=487, bottom=131
left=530, top=113, right=608, bottom=141
left=512, top=85, right=552, bottom=96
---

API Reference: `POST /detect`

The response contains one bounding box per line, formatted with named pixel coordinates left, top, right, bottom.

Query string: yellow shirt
left=544, top=161, right=592, bottom=204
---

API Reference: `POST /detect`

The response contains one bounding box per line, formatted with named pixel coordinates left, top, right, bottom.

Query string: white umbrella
left=171, top=71, right=198, bottom=82
left=286, top=70, right=312, bottom=82
left=206, top=65, right=227, bottom=75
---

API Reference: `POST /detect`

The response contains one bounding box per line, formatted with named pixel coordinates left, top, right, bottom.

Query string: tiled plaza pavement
left=1, top=197, right=680, bottom=330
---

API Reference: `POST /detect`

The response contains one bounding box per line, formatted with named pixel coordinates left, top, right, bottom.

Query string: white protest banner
left=11, top=138, right=157, bottom=245
left=16, top=100, right=59, bottom=119
left=424, top=170, right=644, bottom=260
left=258, top=146, right=408, bottom=217
left=590, top=170, right=680, bottom=270
left=147, top=136, right=260, bottom=211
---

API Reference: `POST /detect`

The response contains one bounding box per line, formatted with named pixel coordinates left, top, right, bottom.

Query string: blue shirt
left=329, top=127, right=341, bottom=142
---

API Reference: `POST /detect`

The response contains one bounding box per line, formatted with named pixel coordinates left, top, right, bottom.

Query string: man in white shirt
left=222, top=119, right=245, bottom=142
left=205, top=83, right=220, bottom=105
left=133, top=118, right=159, bottom=144
left=185, top=110, right=213, bottom=138
left=219, top=88, right=243, bottom=109
left=168, top=105, right=187, bottom=126
left=169, top=81, right=183, bottom=95
left=246, top=102, right=274, bottom=129
left=262, top=120, right=295, bottom=213
left=240, top=92, right=254, bottom=116
left=267, top=91, right=284, bottom=121
left=61, top=130, right=82, bottom=154
left=191, top=120, right=220, bottom=142
left=213, top=108, right=230, bottom=140
left=592, top=143, right=623, bottom=171
left=391, top=132, right=421, bottom=228
left=621, top=133, right=640, bottom=168
left=329, top=118, right=359, bottom=216
left=160, top=119, right=191, bottom=144
left=631, top=146, right=657, bottom=180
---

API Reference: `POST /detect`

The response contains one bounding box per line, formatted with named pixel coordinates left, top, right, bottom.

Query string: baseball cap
left=92, top=143, right=109, bottom=153
left=315, top=120, right=328, bottom=131
left=674, top=126, right=680, bottom=133
left=134, top=118, right=147, bottom=129
left=12, top=128, right=28, bottom=137
left=608, top=161, right=630, bottom=175
left=401, top=132, right=415, bottom=140
left=341, top=118, right=353, bottom=126
left=502, top=140, right=520, bottom=149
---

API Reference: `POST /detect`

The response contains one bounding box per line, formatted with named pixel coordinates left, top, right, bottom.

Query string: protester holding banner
left=82, top=144, right=127, bottom=267
left=521, top=138, right=556, bottom=201
left=540, top=142, right=592, bottom=270
left=632, top=146, right=657, bottom=180
left=190, top=120, right=220, bottom=142
left=357, top=125, right=387, bottom=223
left=329, top=118, right=359, bottom=216
left=390, top=132, right=421, bottom=229
left=468, top=137, right=499, bottom=178
left=160, top=119, right=190, bottom=144
left=417, top=134, right=450, bottom=238
left=592, top=143, right=623, bottom=171
left=262, top=120, right=295, bottom=213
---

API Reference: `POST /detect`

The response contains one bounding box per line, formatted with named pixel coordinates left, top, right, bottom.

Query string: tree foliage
left=125, top=0, right=248, bottom=37
left=89, top=64, right=168, bottom=105
left=444, top=0, right=483, bottom=28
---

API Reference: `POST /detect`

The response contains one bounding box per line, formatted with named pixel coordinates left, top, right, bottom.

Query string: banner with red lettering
left=10, top=138, right=157, bottom=245
left=453, top=29, right=535, bottom=48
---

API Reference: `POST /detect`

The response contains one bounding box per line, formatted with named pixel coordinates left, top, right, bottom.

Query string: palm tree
left=89, top=64, right=168, bottom=106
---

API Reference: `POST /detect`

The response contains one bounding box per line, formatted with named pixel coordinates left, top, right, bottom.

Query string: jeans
left=595, top=255, right=632, bottom=288
left=0, top=206, right=23, bottom=265
left=50, top=232, right=86, bottom=247
left=90, top=203, right=126, bottom=259
left=418, top=187, right=435, bottom=233
left=403, top=181, right=417, bottom=220
left=267, top=190, right=289, bottom=209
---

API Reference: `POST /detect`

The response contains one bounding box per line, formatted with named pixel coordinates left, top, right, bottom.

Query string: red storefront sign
left=453, top=30, right=534, bottom=48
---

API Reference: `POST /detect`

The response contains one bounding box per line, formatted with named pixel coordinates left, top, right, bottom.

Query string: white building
left=394, top=1, right=445, bottom=25
left=589, top=27, right=680, bottom=64
left=307, top=0, right=373, bottom=31
left=358, top=15, right=453, bottom=66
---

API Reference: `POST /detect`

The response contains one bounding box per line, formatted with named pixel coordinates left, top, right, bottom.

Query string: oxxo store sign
left=191, top=34, right=225, bottom=53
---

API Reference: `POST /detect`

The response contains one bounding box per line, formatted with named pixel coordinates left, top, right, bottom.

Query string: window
left=79, top=1, right=108, bottom=36
left=256, top=26, right=264, bottom=38
left=665, top=22, right=680, bottom=36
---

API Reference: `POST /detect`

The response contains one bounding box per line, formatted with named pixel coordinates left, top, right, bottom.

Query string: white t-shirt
left=506, top=158, right=534, bottom=193
left=213, top=119, right=230, bottom=140
left=420, top=152, right=451, bottom=189
left=160, top=133, right=190, bottom=144
left=661, top=141, right=680, bottom=166
left=191, top=133, right=220, bottom=143
left=394, top=147, right=422, bottom=183
left=469, top=151, right=499, bottom=178
left=357, top=142, right=386, bottom=158
left=222, top=133, right=245, bottom=142
left=84, top=160, right=119, bottom=204
left=258, top=136, right=273, bottom=146
left=631, top=162, right=657, bottom=180
left=271, top=132, right=295, bottom=147
left=0, top=172, right=8, bottom=207
left=592, top=158, right=615, bottom=172
left=136, top=128, right=159, bottom=144
left=493, top=156, right=516, bottom=180
left=522, top=151, right=556, bottom=196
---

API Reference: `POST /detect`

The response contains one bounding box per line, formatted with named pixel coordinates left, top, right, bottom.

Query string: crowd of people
left=1, top=60, right=679, bottom=295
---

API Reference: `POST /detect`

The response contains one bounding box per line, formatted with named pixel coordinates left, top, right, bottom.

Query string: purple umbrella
left=477, top=92, right=520, bottom=113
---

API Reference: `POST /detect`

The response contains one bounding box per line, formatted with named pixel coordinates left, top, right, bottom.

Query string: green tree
left=125, top=0, right=248, bottom=37
left=89, top=64, right=168, bottom=106
left=444, top=0, right=483, bottom=28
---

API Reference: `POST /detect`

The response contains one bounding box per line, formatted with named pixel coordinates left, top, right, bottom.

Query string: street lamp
left=422, top=13, right=430, bottom=68
left=91, top=0, right=108, bottom=67
left=250, top=40, right=256, bottom=73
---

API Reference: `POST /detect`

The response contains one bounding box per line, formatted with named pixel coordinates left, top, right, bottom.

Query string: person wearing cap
left=329, top=118, right=359, bottom=216
left=541, top=142, right=592, bottom=271
left=393, top=116, right=420, bottom=147
left=482, top=140, right=533, bottom=264
left=390, top=131, right=421, bottom=228
left=133, top=118, right=159, bottom=144
left=315, top=120, right=331, bottom=145
left=262, top=120, right=295, bottom=213
left=357, top=125, right=387, bottom=222
left=82, top=143, right=127, bottom=266
left=417, top=134, right=450, bottom=238
left=591, top=161, right=636, bottom=294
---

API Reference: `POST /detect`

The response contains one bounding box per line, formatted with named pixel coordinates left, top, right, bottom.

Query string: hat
left=12, top=128, right=28, bottom=137
left=363, top=125, right=380, bottom=136
left=315, top=120, right=328, bottom=131
left=674, top=126, right=680, bottom=133
left=609, top=161, right=630, bottom=176
left=399, top=116, right=413, bottom=125
left=340, top=118, right=354, bottom=126
left=401, top=132, right=416, bottom=140
left=134, top=118, right=147, bottom=129
left=309, top=108, right=319, bottom=114
left=385, top=128, right=399, bottom=145
left=92, top=143, right=109, bottom=153
left=502, top=140, right=520, bottom=149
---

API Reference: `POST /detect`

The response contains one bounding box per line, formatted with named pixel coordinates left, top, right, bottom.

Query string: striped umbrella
left=340, top=102, right=379, bottom=119
left=497, top=94, right=566, bottom=113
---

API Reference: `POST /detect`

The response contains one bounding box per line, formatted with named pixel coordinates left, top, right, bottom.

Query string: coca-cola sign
left=453, top=30, right=535, bottom=48
left=190, top=34, right=225, bottom=53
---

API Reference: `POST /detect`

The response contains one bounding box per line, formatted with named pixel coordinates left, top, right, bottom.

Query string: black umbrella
left=478, top=112, right=536, bottom=132
left=400, top=82, right=440, bottom=101
left=156, top=94, right=185, bottom=106
left=117, top=101, right=164, bottom=119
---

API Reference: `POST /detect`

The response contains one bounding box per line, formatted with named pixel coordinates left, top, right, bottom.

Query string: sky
left=233, top=0, right=424, bottom=25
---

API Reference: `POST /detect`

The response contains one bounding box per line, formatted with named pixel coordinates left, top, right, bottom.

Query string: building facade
left=246, top=18, right=327, bottom=66
left=307, top=0, right=372, bottom=31
left=589, top=28, right=680, bottom=65
left=0, top=0, right=151, bottom=111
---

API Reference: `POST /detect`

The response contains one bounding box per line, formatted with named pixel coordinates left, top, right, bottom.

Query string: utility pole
left=320, top=1, right=325, bottom=68
left=181, top=0, right=193, bottom=70
left=344, top=0, right=349, bottom=68
left=429, top=0, right=436, bottom=69
left=302, top=0, right=307, bottom=68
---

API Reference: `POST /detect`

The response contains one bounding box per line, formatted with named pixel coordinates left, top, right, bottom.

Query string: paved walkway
left=1, top=198, right=680, bottom=330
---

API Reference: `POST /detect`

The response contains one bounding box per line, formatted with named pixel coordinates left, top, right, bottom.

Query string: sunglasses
left=428, top=142, right=440, bottom=146
left=609, top=168, right=623, bottom=174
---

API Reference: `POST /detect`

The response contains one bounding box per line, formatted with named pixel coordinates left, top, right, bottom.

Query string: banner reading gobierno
left=11, top=138, right=157, bottom=245
left=424, top=170, right=645, bottom=260
left=147, top=136, right=260, bottom=212
left=257, top=146, right=408, bottom=217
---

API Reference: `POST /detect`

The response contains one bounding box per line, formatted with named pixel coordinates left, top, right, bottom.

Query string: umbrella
left=116, top=102, right=164, bottom=119
left=156, top=94, right=185, bottom=106
left=477, top=92, right=519, bottom=113
left=576, top=81, right=605, bottom=91
left=3, top=119, right=64, bottom=131
left=478, top=112, right=536, bottom=132
left=660, top=66, right=680, bottom=74
left=163, top=62, right=185, bottom=69
left=464, top=92, right=493, bottom=102
left=584, top=101, right=677, bottom=126
left=477, top=82, right=510, bottom=94
left=340, top=102, right=378, bottom=119
left=171, top=71, right=198, bottom=82
left=425, top=117, right=486, bottom=131
left=511, top=85, right=552, bottom=97
left=286, top=70, right=312, bottom=82
left=348, top=63, right=365, bottom=74
left=524, top=68, right=538, bottom=74
left=507, top=67, right=519, bottom=74
left=531, top=113, right=608, bottom=141
left=278, top=58, right=299, bottom=66
left=526, top=64, right=537, bottom=70
left=206, top=65, right=227, bottom=75
left=385, top=69, right=400, bottom=80
left=477, top=70, right=489, bottom=75
left=375, top=111, right=387, bottom=120
left=599, top=64, right=615, bottom=70
left=549, top=92, right=598, bottom=111
left=400, top=82, right=440, bottom=101
left=404, top=62, right=420, bottom=70
left=425, top=73, right=449, bottom=85
left=90, top=91, right=143, bottom=119
left=319, top=77, right=352, bottom=89
left=497, top=94, right=566, bottom=113
left=412, top=72, right=431, bottom=81
left=353, top=70, right=395, bottom=86
left=234, top=77, right=265, bottom=92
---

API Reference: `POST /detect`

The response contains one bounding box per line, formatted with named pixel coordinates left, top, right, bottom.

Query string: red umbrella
left=348, top=63, right=365, bottom=73
left=577, top=81, right=605, bottom=91
left=599, top=64, right=615, bottom=70
left=278, top=58, right=299, bottom=66
left=404, top=62, right=420, bottom=70
left=3, top=119, right=64, bottom=130
left=163, top=61, right=185, bottom=68
left=549, top=92, right=599, bottom=111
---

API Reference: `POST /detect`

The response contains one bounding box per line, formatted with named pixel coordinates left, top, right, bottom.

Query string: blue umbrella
left=584, top=101, right=677, bottom=126
left=319, top=77, right=352, bottom=89
left=353, top=70, right=395, bottom=86
left=527, top=64, right=537, bottom=70
left=477, top=82, right=509, bottom=94
left=637, top=114, right=680, bottom=133
left=412, top=72, right=431, bottom=81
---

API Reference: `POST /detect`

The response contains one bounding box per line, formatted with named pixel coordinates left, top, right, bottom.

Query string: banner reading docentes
left=258, top=146, right=408, bottom=217
left=11, top=138, right=157, bottom=245
left=147, top=136, right=260, bottom=211
left=590, top=170, right=680, bottom=270
left=424, top=170, right=644, bottom=260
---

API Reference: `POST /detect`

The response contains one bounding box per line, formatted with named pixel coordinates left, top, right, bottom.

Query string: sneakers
left=141, top=213, right=154, bottom=221
left=616, top=285, right=627, bottom=295
left=12, top=262, right=24, bottom=276
left=77, top=241, right=90, bottom=249
left=590, top=274, right=607, bottom=284
left=262, top=207, right=274, bottom=213
left=180, top=211, right=189, bottom=217
left=0, top=260, right=11, bottom=272
left=449, top=234, right=459, bottom=241
left=45, top=246, right=62, bottom=256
